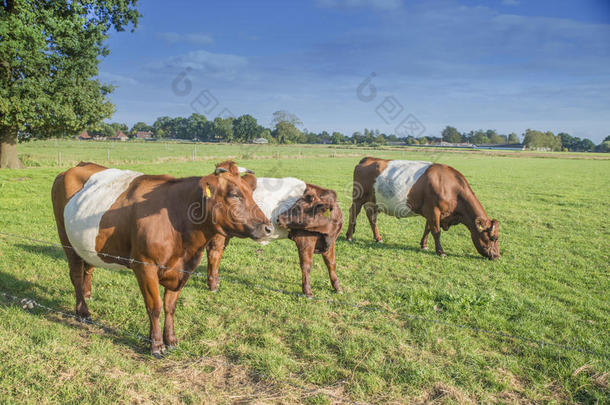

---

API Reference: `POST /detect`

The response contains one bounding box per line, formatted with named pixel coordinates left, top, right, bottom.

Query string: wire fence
left=0, top=230, right=608, bottom=364
left=0, top=285, right=360, bottom=404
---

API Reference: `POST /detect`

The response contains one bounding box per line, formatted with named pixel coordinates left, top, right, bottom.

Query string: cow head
left=472, top=217, right=500, bottom=260
left=200, top=161, right=273, bottom=240
left=277, top=184, right=343, bottom=253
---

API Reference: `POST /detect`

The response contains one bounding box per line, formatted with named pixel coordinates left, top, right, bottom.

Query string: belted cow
left=210, top=170, right=344, bottom=297
left=346, top=157, right=500, bottom=260
left=52, top=161, right=273, bottom=357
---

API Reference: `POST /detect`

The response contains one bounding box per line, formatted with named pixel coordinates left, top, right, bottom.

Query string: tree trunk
left=0, top=127, right=24, bottom=169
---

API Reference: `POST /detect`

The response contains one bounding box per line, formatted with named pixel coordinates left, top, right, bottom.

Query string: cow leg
left=163, top=288, right=181, bottom=349
left=420, top=223, right=430, bottom=250
left=133, top=265, right=164, bottom=357
left=67, top=251, right=91, bottom=321
left=83, top=263, right=94, bottom=299
left=346, top=200, right=363, bottom=241
left=206, top=234, right=226, bottom=292
left=322, top=243, right=342, bottom=293
left=429, top=208, right=446, bottom=257
left=365, top=204, right=382, bottom=242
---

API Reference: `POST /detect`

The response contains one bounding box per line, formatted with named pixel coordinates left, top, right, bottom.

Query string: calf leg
left=428, top=208, right=446, bottom=257
left=346, top=200, right=363, bottom=241
left=163, top=289, right=181, bottom=348
left=83, top=263, right=94, bottom=299
left=365, top=204, right=382, bottom=242
left=420, top=223, right=430, bottom=250
left=293, top=235, right=317, bottom=297
left=206, top=234, right=227, bottom=292
left=322, top=243, right=342, bottom=293
left=133, top=265, right=164, bottom=357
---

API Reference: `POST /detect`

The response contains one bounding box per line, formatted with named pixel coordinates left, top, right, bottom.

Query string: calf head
left=200, top=161, right=273, bottom=240
left=278, top=184, right=343, bottom=253
left=472, top=217, right=500, bottom=260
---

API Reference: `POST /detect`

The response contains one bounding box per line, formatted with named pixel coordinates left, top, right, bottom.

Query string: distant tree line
left=89, top=114, right=608, bottom=152
left=441, top=126, right=604, bottom=152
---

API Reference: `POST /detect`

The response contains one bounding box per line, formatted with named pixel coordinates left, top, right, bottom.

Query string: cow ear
left=215, top=167, right=228, bottom=175
left=490, top=219, right=498, bottom=233
left=202, top=182, right=215, bottom=199
left=475, top=217, right=489, bottom=233
left=242, top=173, right=257, bottom=191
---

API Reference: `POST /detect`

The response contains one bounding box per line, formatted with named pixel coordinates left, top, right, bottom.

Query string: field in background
left=16, top=139, right=609, bottom=168
left=1, top=141, right=608, bottom=403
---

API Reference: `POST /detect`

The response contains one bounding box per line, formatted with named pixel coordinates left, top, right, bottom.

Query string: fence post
left=58, top=151, right=62, bottom=167
left=107, top=149, right=110, bottom=161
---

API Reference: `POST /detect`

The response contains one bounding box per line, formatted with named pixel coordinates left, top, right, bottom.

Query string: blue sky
left=100, top=0, right=610, bottom=142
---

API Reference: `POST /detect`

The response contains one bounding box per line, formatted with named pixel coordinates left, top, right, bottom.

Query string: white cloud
left=157, top=32, right=214, bottom=45
left=316, top=0, right=402, bottom=11
left=98, top=71, right=138, bottom=86
left=151, top=50, right=248, bottom=81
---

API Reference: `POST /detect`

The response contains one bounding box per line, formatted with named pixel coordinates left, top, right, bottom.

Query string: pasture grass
left=0, top=141, right=608, bottom=403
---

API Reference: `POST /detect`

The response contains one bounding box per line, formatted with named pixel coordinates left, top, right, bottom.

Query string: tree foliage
left=523, top=129, right=562, bottom=151
left=441, top=126, right=462, bottom=143
left=0, top=0, right=140, bottom=167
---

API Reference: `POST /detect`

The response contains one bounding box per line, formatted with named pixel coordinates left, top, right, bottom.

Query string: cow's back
left=61, top=167, right=142, bottom=269
left=373, top=160, right=432, bottom=217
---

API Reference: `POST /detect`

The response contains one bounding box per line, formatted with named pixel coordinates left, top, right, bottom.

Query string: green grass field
left=1, top=141, right=608, bottom=403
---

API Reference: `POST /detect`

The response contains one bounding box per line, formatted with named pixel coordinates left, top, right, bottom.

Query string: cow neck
left=458, top=187, right=489, bottom=233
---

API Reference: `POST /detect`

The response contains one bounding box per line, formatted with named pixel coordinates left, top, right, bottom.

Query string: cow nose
left=264, top=224, right=274, bottom=235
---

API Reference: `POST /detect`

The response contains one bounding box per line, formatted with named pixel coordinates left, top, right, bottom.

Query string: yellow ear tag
left=323, top=210, right=331, bottom=218
left=205, top=186, right=211, bottom=198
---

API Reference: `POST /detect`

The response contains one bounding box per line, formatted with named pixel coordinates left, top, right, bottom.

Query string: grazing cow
left=214, top=171, right=344, bottom=297
left=346, top=157, right=500, bottom=260
left=52, top=161, right=273, bottom=357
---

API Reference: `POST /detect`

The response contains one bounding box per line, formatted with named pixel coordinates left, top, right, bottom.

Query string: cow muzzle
left=251, top=222, right=274, bottom=240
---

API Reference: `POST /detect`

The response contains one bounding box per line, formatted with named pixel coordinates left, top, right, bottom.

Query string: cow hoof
left=346, top=237, right=353, bottom=243
left=376, top=239, right=383, bottom=244
left=421, top=246, right=428, bottom=250
left=437, top=252, right=447, bottom=257
left=77, top=315, right=92, bottom=324
left=166, top=344, right=178, bottom=352
left=152, top=351, right=163, bottom=359
left=334, top=288, right=343, bottom=294
left=209, top=288, right=218, bottom=293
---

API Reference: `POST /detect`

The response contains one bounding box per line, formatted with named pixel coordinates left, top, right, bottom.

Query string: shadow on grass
left=15, top=243, right=66, bottom=260
left=0, top=267, right=150, bottom=356
left=336, top=236, right=483, bottom=260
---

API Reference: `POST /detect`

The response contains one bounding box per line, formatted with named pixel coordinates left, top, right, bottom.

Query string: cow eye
left=304, top=194, right=313, bottom=203
left=228, top=190, right=241, bottom=198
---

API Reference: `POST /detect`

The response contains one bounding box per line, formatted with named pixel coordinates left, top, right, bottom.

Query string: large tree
left=233, top=114, right=260, bottom=143
left=441, top=126, right=461, bottom=143
left=0, top=0, right=139, bottom=168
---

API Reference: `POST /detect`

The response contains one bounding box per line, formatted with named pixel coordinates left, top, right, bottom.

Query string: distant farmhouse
left=109, top=130, right=129, bottom=142
left=136, top=130, right=154, bottom=140
left=77, top=130, right=91, bottom=140
left=253, top=137, right=269, bottom=144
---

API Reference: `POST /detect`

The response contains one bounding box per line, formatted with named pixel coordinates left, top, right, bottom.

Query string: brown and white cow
left=52, top=161, right=272, bottom=357
left=216, top=173, right=344, bottom=297
left=346, top=157, right=500, bottom=260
